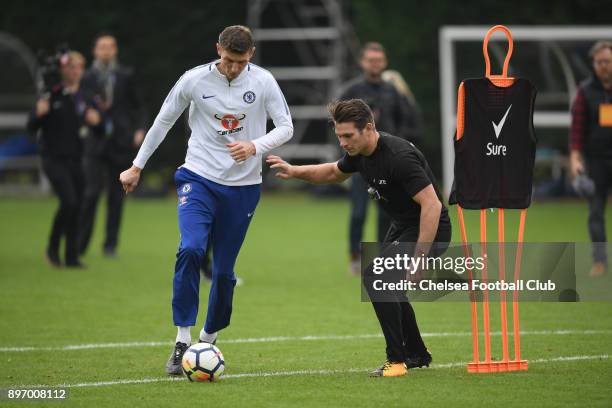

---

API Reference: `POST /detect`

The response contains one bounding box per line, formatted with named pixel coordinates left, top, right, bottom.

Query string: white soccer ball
left=181, top=343, right=225, bottom=382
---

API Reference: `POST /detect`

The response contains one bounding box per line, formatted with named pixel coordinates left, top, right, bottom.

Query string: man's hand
left=570, top=150, right=585, bottom=178
left=133, top=129, right=146, bottom=147
left=119, top=165, right=142, bottom=194
left=405, top=263, right=424, bottom=284
left=36, top=98, right=50, bottom=118
left=84, top=108, right=101, bottom=126
left=266, top=155, right=296, bottom=179
left=227, top=141, right=256, bottom=163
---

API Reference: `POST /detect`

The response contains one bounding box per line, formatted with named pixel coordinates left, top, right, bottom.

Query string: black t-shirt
left=337, top=132, right=450, bottom=229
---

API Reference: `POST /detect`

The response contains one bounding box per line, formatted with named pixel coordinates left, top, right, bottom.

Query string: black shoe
left=45, top=250, right=61, bottom=268
left=65, top=260, right=86, bottom=269
left=103, top=247, right=117, bottom=258
left=166, top=342, right=189, bottom=375
left=405, top=350, right=432, bottom=369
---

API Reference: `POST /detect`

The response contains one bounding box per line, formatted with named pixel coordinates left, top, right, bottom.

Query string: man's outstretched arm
left=119, top=70, right=193, bottom=193
left=266, top=155, right=351, bottom=184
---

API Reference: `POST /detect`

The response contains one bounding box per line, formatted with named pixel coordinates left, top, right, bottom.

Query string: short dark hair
left=589, top=40, right=612, bottom=59
left=93, top=31, right=117, bottom=48
left=360, top=42, right=386, bottom=58
left=218, top=25, right=254, bottom=54
left=328, top=99, right=375, bottom=131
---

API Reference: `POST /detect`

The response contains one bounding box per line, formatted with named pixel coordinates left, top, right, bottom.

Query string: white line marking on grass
left=12, top=354, right=610, bottom=389
left=531, top=354, right=611, bottom=363
left=1, top=329, right=611, bottom=353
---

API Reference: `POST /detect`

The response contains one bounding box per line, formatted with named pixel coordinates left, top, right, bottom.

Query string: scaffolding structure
left=247, top=0, right=360, bottom=166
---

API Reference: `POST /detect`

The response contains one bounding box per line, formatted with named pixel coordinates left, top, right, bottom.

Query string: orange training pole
left=513, top=209, right=526, bottom=361
left=498, top=209, right=509, bottom=362
left=458, top=206, right=479, bottom=363
left=480, top=209, right=491, bottom=362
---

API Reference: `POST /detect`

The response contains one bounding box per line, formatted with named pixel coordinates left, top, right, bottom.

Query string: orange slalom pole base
left=467, top=360, right=528, bottom=373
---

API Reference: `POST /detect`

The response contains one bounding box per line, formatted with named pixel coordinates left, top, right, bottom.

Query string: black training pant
left=42, top=156, right=84, bottom=264
left=79, top=155, right=128, bottom=254
left=365, top=223, right=451, bottom=362
left=586, top=157, right=612, bottom=264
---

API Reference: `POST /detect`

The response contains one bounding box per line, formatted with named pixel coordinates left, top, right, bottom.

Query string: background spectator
left=27, top=51, right=101, bottom=268
left=79, top=33, right=147, bottom=257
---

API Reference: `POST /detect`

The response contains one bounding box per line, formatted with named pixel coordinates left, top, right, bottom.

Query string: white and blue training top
left=133, top=61, right=293, bottom=186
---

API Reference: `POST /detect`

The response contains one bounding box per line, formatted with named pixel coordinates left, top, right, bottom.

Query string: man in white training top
left=119, top=25, right=293, bottom=375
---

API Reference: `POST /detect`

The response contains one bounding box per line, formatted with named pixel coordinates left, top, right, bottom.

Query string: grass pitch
left=0, top=193, right=611, bottom=407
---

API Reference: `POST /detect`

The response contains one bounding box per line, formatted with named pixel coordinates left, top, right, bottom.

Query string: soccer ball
left=181, top=343, right=225, bottom=382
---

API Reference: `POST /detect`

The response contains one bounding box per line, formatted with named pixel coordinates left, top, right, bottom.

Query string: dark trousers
left=586, top=158, right=612, bottom=264
left=79, top=155, right=127, bottom=254
left=42, top=157, right=84, bottom=264
left=349, top=174, right=391, bottom=253
left=365, top=223, right=451, bottom=362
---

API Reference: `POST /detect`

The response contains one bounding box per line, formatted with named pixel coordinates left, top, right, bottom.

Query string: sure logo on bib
left=486, top=104, right=512, bottom=156
left=486, top=142, right=507, bottom=156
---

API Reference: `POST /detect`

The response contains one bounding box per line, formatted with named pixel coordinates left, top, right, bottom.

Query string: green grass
left=0, top=194, right=611, bottom=407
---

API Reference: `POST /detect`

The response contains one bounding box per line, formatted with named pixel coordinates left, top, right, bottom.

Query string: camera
left=36, top=43, right=70, bottom=94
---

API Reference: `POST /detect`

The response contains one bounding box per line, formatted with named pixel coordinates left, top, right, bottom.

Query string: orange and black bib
left=449, top=78, right=537, bottom=209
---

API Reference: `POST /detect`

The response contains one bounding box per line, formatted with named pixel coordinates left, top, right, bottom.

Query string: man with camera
left=28, top=51, right=101, bottom=268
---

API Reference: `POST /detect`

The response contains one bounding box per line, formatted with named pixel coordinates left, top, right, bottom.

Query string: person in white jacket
left=119, top=25, right=293, bottom=375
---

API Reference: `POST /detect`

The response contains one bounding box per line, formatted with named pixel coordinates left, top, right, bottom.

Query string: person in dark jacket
left=28, top=51, right=101, bottom=267
left=339, top=42, right=424, bottom=275
left=79, top=33, right=147, bottom=257
left=569, top=40, right=612, bottom=278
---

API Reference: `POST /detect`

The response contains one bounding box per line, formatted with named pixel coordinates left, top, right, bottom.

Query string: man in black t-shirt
left=267, top=99, right=451, bottom=377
